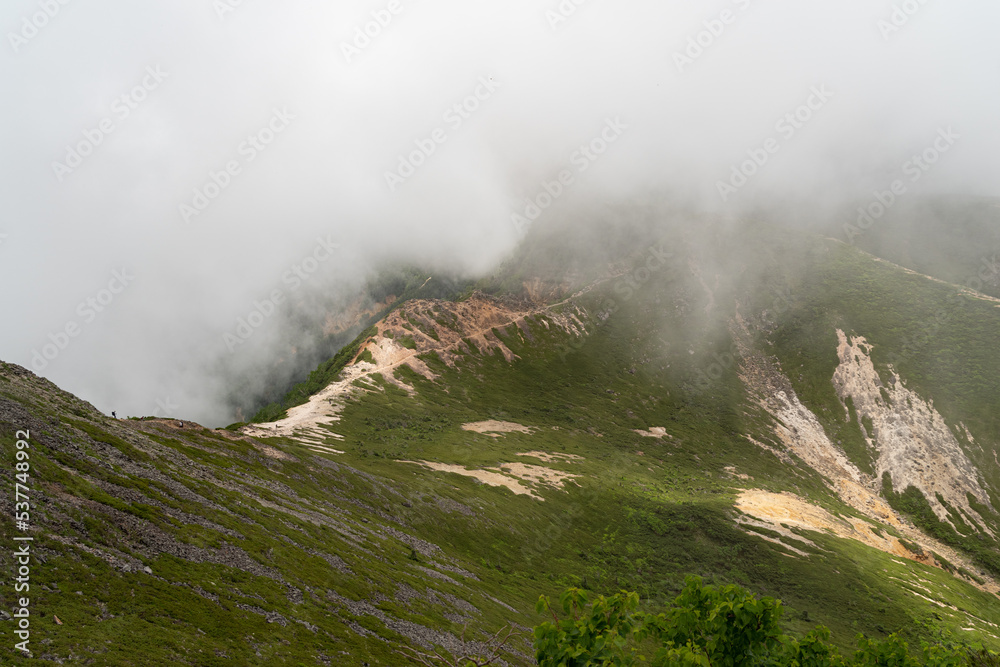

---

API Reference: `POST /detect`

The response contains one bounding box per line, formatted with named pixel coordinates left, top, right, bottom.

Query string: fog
left=2, top=0, right=997, bottom=425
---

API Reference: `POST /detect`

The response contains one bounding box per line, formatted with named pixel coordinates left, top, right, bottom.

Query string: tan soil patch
left=398, top=460, right=581, bottom=501
left=733, top=518, right=813, bottom=558
left=634, top=427, right=670, bottom=439
left=367, top=292, right=587, bottom=376
left=462, top=421, right=534, bottom=436
left=242, top=362, right=371, bottom=443
left=736, top=489, right=915, bottom=559
left=398, top=461, right=540, bottom=499
left=493, top=462, right=580, bottom=490
left=518, top=451, right=584, bottom=463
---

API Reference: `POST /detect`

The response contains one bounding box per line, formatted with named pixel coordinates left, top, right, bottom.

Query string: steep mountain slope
left=3, top=207, right=1000, bottom=664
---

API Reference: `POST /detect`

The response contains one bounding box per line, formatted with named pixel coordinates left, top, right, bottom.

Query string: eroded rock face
left=366, top=292, right=586, bottom=374
left=832, top=330, right=993, bottom=534
left=733, top=318, right=998, bottom=591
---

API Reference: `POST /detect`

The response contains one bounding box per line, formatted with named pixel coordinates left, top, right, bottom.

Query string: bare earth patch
left=517, top=451, right=584, bottom=463
left=304, top=444, right=346, bottom=455
left=634, top=427, right=670, bottom=439
left=736, top=489, right=914, bottom=559
left=461, top=421, right=534, bottom=436
left=398, top=460, right=581, bottom=501
left=493, top=463, right=580, bottom=490
left=398, top=461, right=540, bottom=499
left=242, top=363, right=369, bottom=444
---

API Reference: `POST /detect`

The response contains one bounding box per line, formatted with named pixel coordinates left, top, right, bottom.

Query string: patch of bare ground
left=517, top=451, right=584, bottom=463
left=462, top=420, right=534, bottom=436
left=242, top=362, right=371, bottom=443
left=368, top=292, right=586, bottom=376
left=398, top=461, right=540, bottom=499
left=634, top=427, right=671, bottom=439
left=736, top=489, right=913, bottom=559
left=397, top=460, right=581, bottom=501
left=494, top=463, right=580, bottom=490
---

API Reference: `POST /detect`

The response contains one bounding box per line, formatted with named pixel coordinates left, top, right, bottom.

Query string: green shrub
left=534, top=578, right=981, bottom=666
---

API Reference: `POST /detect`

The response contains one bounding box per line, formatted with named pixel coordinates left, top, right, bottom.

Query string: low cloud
left=1, top=0, right=997, bottom=425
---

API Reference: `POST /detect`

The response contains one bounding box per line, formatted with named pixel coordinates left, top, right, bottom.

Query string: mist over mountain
left=2, top=0, right=999, bottom=425
left=5, top=9, right=1000, bottom=662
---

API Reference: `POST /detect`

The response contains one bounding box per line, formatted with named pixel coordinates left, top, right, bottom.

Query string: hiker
left=112, top=411, right=117, bottom=419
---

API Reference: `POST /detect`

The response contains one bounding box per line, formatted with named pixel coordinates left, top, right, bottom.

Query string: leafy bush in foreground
left=534, top=577, right=991, bottom=666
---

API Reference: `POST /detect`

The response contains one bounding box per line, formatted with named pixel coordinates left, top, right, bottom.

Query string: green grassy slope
left=3, top=207, right=1000, bottom=664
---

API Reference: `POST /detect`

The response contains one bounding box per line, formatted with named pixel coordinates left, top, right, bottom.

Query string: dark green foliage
left=882, top=473, right=1000, bottom=578
left=534, top=579, right=993, bottom=666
